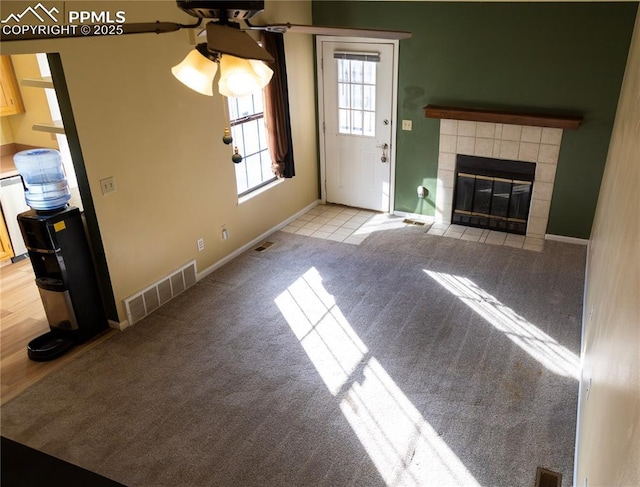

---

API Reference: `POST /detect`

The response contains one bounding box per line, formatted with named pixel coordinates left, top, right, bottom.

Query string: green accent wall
left=313, top=1, right=637, bottom=238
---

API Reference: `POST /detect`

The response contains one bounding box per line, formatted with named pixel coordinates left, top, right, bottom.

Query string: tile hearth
left=427, top=223, right=544, bottom=251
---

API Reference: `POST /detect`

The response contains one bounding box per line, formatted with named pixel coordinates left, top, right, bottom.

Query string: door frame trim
left=316, top=36, right=400, bottom=212
left=48, top=53, right=118, bottom=321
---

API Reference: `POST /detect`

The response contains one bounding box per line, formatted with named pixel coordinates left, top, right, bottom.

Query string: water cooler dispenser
left=14, top=149, right=107, bottom=361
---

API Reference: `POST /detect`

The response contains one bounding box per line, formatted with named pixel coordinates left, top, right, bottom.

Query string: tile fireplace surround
left=435, top=119, right=564, bottom=244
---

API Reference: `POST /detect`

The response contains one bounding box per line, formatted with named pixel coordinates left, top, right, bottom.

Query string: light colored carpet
left=1, top=221, right=586, bottom=486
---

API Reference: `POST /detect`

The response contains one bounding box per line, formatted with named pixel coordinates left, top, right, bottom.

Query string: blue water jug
left=13, top=149, right=71, bottom=211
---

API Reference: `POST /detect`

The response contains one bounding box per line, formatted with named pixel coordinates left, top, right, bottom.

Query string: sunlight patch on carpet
left=424, top=270, right=579, bottom=380
left=276, top=267, right=480, bottom=487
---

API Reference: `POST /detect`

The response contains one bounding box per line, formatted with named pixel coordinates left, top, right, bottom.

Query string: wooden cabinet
left=0, top=210, right=15, bottom=261
left=1, top=55, right=25, bottom=117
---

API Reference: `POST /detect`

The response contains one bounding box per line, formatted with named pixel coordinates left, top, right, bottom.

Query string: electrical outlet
left=221, top=225, right=229, bottom=241
left=100, top=177, right=116, bottom=195
left=197, top=238, right=204, bottom=252
left=402, top=120, right=413, bottom=131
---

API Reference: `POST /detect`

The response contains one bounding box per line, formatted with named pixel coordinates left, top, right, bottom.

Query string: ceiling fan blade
left=206, top=23, right=273, bottom=62
left=122, top=22, right=186, bottom=35
left=259, top=23, right=412, bottom=40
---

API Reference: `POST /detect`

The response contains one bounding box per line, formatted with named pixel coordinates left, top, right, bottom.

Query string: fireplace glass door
left=453, top=156, right=535, bottom=235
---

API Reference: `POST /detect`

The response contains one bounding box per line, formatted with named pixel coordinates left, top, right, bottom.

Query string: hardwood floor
left=1, top=258, right=114, bottom=405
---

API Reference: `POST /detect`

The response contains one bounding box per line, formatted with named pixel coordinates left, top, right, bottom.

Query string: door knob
left=378, top=143, right=389, bottom=163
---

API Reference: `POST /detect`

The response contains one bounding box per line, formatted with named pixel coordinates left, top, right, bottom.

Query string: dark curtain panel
left=262, top=32, right=295, bottom=178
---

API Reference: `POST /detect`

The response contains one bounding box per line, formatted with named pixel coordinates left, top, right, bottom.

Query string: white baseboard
left=196, top=199, right=321, bottom=281
left=393, top=210, right=435, bottom=224
left=545, top=234, right=589, bottom=246
left=109, top=319, right=129, bottom=331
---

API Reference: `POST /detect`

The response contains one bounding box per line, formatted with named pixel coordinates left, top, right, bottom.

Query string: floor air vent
left=402, top=218, right=426, bottom=226
left=124, top=261, right=197, bottom=325
left=535, top=467, right=562, bottom=487
left=254, top=241, right=274, bottom=252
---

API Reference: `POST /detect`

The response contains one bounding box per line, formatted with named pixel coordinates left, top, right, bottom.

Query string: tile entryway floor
left=282, top=204, right=544, bottom=251
left=281, top=204, right=385, bottom=245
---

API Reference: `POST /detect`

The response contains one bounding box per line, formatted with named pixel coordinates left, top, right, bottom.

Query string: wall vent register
left=124, top=261, right=197, bottom=325
left=452, top=155, right=535, bottom=235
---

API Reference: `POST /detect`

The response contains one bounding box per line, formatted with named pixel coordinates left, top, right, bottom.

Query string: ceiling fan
left=1, top=1, right=411, bottom=100
left=177, top=0, right=412, bottom=40
left=1, top=1, right=412, bottom=161
left=0, top=1, right=412, bottom=42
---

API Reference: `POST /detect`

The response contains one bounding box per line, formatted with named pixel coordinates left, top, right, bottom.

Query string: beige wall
left=0, top=1, right=317, bottom=322
left=1, top=118, right=15, bottom=144
left=575, top=9, right=640, bottom=487
left=7, top=54, right=59, bottom=150
left=1, top=53, right=57, bottom=148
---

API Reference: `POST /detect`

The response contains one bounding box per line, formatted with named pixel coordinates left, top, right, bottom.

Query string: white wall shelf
left=20, top=77, right=54, bottom=89
left=32, top=120, right=65, bottom=134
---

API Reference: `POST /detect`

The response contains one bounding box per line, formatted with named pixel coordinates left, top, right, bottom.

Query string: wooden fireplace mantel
left=423, top=104, right=582, bottom=130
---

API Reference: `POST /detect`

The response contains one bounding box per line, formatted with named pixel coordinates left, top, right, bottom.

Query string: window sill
left=237, top=178, right=284, bottom=205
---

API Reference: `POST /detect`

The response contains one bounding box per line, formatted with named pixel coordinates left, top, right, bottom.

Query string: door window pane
left=337, top=58, right=376, bottom=137
left=363, top=85, right=375, bottom=111
left=339, top=109, right=350, bottom=133
left=351, top=60, right=364, bottom=83
left=338, top=60, right=350, bottom=82
left=351, top=110, right=364, bottom=135
left=364, top=62, right=376, bottom=84
left=338, top=83, right=350, bottom=109
left=351, top=85, right=363, bottom=110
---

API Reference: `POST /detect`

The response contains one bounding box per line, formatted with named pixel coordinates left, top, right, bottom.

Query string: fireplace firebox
left=452, top=155, right=535, bottom=235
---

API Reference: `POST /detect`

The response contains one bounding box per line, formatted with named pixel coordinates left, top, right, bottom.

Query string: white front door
left=319, top=39, right=397, bottom=212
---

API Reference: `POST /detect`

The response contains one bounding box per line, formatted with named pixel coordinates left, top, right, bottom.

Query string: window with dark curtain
left=261, top=31, right=295, bottom=179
